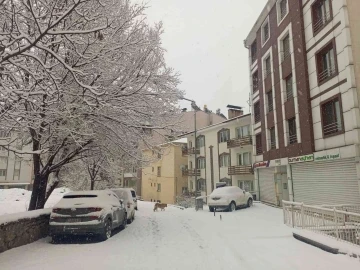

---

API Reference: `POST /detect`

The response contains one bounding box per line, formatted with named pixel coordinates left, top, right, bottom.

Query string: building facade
left=245, top=0, right=360, bottom=205
left=183, top=108, right=255, bottom=198
left=0, top=131, right=33, bottom=190
left=141, top=140, right=188, bottom=204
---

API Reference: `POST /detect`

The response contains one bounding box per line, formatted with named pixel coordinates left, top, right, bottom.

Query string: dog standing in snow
left=153, top=203, right=167, bottom=211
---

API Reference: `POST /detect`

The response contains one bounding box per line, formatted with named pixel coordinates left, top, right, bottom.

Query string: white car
left=49, top=190, right=127, bottom=241
left=111, top=188, right=136, bottom=223
left=208, top=186, right=253, bottom=212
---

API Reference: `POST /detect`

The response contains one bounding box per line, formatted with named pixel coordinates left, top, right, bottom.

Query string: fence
left=283, top=200, right=360, bottom=246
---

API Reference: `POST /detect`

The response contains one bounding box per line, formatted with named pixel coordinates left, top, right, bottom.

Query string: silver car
left=49, top=190, right=127, bottom=241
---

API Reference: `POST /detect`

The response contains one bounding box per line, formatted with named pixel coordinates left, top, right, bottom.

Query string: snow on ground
left=0, top=188, right=70, bottom=215
left=0, top=201, right=359, bottom=270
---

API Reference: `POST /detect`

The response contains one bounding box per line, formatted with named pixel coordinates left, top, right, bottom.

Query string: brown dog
left=153, top=203, right=167, bottom=211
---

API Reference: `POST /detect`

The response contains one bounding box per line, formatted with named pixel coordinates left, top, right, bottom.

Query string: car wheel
left=127, top=214, right=132, bottom=224
left=209, top=206, right=214, bottom=212
left=247, top=198, right=253, bottom=208
left=51, top=235, right=61, bottom=244
left=100, top=219, right=112, bottom=241
left=132, top=212, right=135, bottom=221
left=120, top=213, right=127, bottom=229
left=229, top=201, right=236, bottom=212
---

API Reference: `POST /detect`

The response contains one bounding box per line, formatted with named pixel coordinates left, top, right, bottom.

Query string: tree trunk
left=28, top=152, right=42, bottom=211
left=90, top=178, right=95, bottom=190
left=36, top=173, right=50, bottom=209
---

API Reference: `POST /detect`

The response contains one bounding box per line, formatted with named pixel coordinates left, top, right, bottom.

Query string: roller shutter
left=258, top=167, right=276, bottom=204
left=292, top=158, right=360, bottom=205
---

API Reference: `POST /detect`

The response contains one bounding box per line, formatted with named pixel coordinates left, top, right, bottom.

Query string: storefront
left=254, top=161, right=276, bottom=205
left=291, top=154, right=360, bottom=205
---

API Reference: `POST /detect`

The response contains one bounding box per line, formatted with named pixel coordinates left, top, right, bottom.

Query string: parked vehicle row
left=49, top=188, right=138, bottom=242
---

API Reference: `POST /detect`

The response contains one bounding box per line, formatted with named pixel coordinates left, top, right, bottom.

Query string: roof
left=180, top=113, right=251, bottom=136
left=172, top=138, right=187, bottom=143
left=227, top=105, right=243, bottom=110
left=244, top=0, right=276, bottom=47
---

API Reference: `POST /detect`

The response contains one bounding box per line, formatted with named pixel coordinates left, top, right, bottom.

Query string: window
left=235, top=125, right=250, bottom=139
left=190, top=181, right=193, bottom=191
left=218, top=129, right=230, bottom=143
left=197, top=136, right=205, bottom=147
left=267, top=91, right=273, bottom=112
left=237, top=152, right=252, bottom=166
left=264, top=56, right=271, bottom=78
left=0, top=130, right=8, bottom=138
left=256, top=133, right=262, bottom=155
left=254, top=101, right=261, bottom=123
left=0, top=169, right=6, bottom=177
left=197, top=158, right=205, bottom=169
left=151, top=183, right=152, bottom=187
left=251, top=41, right=257, bottom=63
left=312, top=0, right=332, bottom=35
left=238, top=180, right=254, bottom=192
left=288, top=117, right=297, bottom=144
left=316, top=40, right=337, bottom=84
left=157, top=184, right=161, bottom=192
left=321, top=96, right=343, bottom=137
left=281, top=34, right=290, bottom=62
left=182, top=187, right=188, bottom=194
left=270, top=127, right=276, bottom=149
left=188, top=141, right=192, bottom=148
left=157, top=166, right=161, bottom=176
left=261, top=18, right=270, bottom=45
left=197, top=179, right=205, bottom=191
left=152, top=167, right=154, bottom=172
left=277, top=0, right=288, bottom=23
left=252, top=71, right=259, bottom=93
left=219, top=154, right=230, bottom=167
left=0, top=157, right=7, bottom=163
left=14, top=169, right=20, bottom=178
left=189, top=161, right=193, bottom=169
left=0, top=146, right=6, bottom=152
left=285, top=74, right=293, bottom=100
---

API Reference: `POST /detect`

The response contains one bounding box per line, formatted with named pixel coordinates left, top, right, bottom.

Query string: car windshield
left=131, top=191, right=136, bottom=198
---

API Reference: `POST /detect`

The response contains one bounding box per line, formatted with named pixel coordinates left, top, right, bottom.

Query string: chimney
left=226, top=105, right=243, bottom=119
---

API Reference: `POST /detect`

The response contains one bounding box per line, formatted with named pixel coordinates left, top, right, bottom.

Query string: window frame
left=261, top=16, right=270, bottom=47
left=269, top=127, right=276, bottom=149
left=197, top=157, right=206, bottom=169
left=218, top=129, right=230, bottom=143
left=196, top=135, right=205, bottom=148
left=256, top=133, right=262, bottom=155
left=157, top=183, right=161, bottom=192
left=285, top=74, right=293, bottom=100
left=0, top=169, right=6, bottom=177
left=311, top=0, right=333, bottom=36
left=288, top=117, right=297, bottom=145
left=267, top=90, right=273, bottom=113
left=238, top=180, right=254, bottom=192
left=277, top=0, right=289, bottom=25
left=251, top=41, right=257, bottom=63
left=252, top=70, right=259, bottom=93
left=281, top=34, right=291, bottom=62
left=254, top=101, right=261, bottom=124
left=320, top=94, right=344, bottom=138
left=219, top=153, right=230, bottom=167
left=157, top=166, right=161, bottom=177
left=315, top=38, right=338, bottom=86
left=264, top=55, right=271, bottom=79
left=235, top=125, right=250, bottom=139
left=237, top=152, right=252, bottom=166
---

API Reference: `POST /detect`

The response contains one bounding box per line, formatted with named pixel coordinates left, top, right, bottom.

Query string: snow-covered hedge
left=0, top=209, right=51, bottom=253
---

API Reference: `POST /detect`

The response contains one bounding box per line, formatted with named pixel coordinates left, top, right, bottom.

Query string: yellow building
left=141, top=139, right=188, bottom=204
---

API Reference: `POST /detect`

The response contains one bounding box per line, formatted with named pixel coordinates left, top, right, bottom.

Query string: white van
left=111, top=188, right=136, bottom=224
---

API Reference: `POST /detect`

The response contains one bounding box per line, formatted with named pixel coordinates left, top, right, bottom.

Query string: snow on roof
left=172, top=138, right=187, bottom=143
left=0, top=208, right=51, bottom=225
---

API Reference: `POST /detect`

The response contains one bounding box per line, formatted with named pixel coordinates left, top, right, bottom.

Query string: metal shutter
left=292, top=158, right=360, bottom=205
left=258, top=168, right=276, bottom=204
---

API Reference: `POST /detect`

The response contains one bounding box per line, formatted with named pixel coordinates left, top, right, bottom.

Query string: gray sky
left=135, top=0, right=267, bottom=115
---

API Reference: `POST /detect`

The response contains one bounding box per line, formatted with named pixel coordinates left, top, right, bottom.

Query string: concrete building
left=0, top=131, right=33, bottom=190
left=141, top=139, right=188, bottom=204
left=183, top=107, right=255, bottom=198
left=245, top=0, right=360, bottom=205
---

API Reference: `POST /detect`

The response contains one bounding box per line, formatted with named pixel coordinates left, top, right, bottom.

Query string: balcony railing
left=256, top=146, right=262, bottom=155
left=228, top=165, right=253, bottom=175
left=264, top=68, right=271, bottom=78
left=281, top=49, right=291, bottom=62
left=182, top=169, right=200, bottom=177
left=313, top=11, right=331, bottom=33
left=289, top=133, right=298, bottom=145
left=323, top=121, right=342, bottom=136
left=182, top=147, right=200, bottom=156
left=318, top=66, right=336, bottom=83
left=227, top=135, right=252, bottom=148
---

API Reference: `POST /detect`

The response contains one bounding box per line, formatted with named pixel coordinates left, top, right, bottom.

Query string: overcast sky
left=134, top=0, right=267, bottom=115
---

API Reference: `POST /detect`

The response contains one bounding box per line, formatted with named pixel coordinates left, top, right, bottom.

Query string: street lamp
left=180, top=97, right=200, bottom=196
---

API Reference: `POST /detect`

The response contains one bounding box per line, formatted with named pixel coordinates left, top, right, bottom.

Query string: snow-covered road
left=0, top=201, right=358, bottom=270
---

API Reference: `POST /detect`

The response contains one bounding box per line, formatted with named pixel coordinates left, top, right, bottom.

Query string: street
left=0, top=201, right=358, bottom=270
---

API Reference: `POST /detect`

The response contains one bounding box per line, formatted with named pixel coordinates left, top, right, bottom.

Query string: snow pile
left=0, top=188, right=70, bottom=216
left=0, top=209, right=51, bottom=225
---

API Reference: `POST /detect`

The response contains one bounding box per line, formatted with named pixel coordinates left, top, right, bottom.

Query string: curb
left=293, top=233, right=339, bottom=254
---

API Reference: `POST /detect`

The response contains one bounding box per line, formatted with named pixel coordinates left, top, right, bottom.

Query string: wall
left=0, top=210, right=51, bottom=253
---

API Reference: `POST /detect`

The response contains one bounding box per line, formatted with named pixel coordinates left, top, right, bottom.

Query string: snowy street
left=0, top=201, right=358, bottom=270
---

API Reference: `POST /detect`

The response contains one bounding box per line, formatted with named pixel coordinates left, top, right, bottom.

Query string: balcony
left=227, top=136, right=252, bottom=149
left=228, top=165, right=253, bottom=175
left=182, top=147, right=200, bottom=156
left=182, top=169, right=201, bottom=177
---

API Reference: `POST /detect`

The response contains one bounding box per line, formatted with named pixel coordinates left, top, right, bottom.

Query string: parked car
left=128, top=188, right=138, bottom=210
left=111, top=188, right=136, bottom=223
left=208, top=186, right=253, bottom=212
left=49, top=190, right=127, bottom=241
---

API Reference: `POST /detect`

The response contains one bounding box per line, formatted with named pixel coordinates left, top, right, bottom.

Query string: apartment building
left=245, top=0, right=360, bottom=206
left=0, top=131, right=33, bottom=190
left=141, top=139, right=188, bottom=204
left=182, top=106, right=255, bottom=198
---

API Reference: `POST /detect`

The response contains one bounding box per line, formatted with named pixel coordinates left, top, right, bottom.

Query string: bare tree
left=0, top=0, right=182, bottom=210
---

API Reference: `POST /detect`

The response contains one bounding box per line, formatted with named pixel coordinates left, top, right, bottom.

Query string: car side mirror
left=120, top=199, right=124, bottom=205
